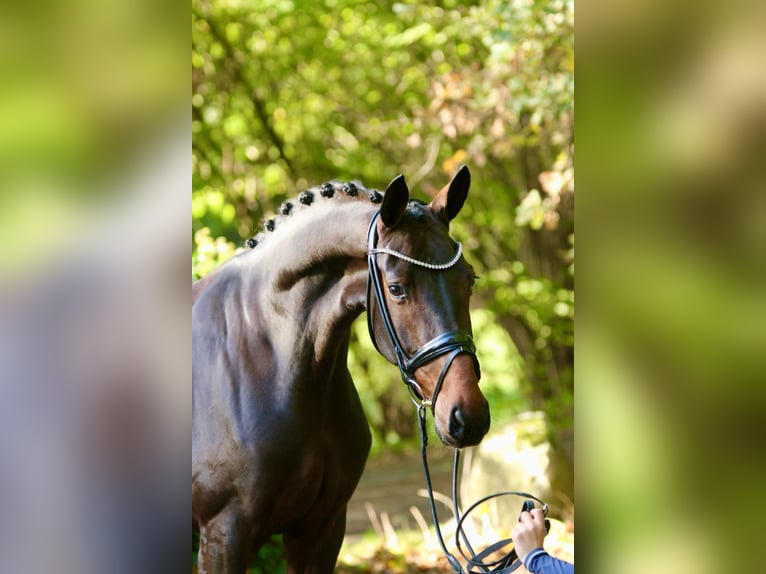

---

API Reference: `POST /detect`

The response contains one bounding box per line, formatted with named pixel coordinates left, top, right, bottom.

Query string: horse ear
left=431, top=164, right=470, bottom=224
left=381, top=174, right=409, bottom=228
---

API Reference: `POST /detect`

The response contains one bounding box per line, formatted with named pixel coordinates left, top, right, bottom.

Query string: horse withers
left=192, top=166, right=490, bottom=573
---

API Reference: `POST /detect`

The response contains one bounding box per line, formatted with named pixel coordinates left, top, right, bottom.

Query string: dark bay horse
left=192, top=166, right=490, bottom=573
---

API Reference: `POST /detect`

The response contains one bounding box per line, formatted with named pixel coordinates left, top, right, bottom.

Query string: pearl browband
left=367, top=242, right=463, bottom=270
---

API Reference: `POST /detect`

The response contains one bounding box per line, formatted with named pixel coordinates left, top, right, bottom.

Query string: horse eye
left=388, top=284, right=406, bottom=298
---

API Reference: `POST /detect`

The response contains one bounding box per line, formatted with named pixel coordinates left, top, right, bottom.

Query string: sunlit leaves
left=516, top=189, right=548, bottom=230
left=192, top=227, right=238, bottom=281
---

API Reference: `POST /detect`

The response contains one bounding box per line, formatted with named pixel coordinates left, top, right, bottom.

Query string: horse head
left=367, top=166, right=490, bottom=448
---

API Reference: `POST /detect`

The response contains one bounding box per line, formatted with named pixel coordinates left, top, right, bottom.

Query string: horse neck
left=253, top=199, right=377, bottom=372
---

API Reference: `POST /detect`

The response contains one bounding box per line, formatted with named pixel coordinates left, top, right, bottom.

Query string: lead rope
left=416, top=404, right=550, bottom=574
left=417, top=405, right=466, bottom=573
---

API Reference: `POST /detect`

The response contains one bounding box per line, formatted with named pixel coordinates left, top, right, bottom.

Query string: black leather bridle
left=365, top=209, right=550, bottom=574
left=366, top=210, right=480, bottom=410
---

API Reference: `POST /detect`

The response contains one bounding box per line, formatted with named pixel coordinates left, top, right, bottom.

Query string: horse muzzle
left=428, top=354, right=490, bottom=448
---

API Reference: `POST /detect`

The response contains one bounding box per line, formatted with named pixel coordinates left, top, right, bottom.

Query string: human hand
left=511, top=508, right=548, bottom=564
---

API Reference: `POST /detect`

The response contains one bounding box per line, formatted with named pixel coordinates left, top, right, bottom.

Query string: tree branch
left=200, top=9, right=296, bottom=177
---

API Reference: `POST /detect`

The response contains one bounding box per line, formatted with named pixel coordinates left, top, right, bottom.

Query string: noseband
left=366, top=211, right=481, bottom=410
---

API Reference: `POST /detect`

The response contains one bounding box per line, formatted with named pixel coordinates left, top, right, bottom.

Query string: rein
left=365, top=210, right=549, bottom=574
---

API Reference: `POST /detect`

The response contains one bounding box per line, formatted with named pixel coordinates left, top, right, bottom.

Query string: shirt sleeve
left=524, top=548, right=574, bottom=574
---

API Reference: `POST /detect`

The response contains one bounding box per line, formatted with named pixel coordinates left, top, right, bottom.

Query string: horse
left=192, top=165, right=490, bottom=573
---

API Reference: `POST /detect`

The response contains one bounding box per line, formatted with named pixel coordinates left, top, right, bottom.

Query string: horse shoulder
left=193, top=263, right=279, bottom=415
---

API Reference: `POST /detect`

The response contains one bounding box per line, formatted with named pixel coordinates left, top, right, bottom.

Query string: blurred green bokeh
left=0, top=0, right=185, bottom=274
left=579, top=0, right=766, bottom=572
left=0, top=1, right=189, bottom=573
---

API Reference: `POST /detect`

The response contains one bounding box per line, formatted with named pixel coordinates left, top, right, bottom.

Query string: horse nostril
left=449, top=406, right=465, bottom=441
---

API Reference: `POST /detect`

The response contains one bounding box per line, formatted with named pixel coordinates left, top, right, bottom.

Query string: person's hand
left=511, top=508, right=548, bottom=564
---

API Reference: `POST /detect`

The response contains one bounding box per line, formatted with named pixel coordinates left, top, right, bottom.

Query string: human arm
left=511, top=509, right=574, bottom=574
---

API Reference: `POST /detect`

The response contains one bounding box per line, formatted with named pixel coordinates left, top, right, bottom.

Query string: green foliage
left=191, top=2, right=574, bottom=559
left=193, top=530, right=285, bottom=572
left=192, top=226, right=238, bottom=280
left=247, top=536, right=286, bottom=573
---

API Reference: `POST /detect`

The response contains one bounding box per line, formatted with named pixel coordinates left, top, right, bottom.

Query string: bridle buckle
left=406, top=378, right=432, bottom=407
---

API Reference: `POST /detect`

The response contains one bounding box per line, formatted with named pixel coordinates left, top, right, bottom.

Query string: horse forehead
left=389, top=210, right=450, bottom=249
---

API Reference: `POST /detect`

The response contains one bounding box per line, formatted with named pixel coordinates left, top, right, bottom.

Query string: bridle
left=366, top=210, right=480, bottom=410
left=365, top=209, right=550, bottom=573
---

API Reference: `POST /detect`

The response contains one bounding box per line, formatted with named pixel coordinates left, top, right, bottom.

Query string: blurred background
left=578, top=1, right=766, bottom=573
left=192, top=0, right=574, bottom=570
left=0, top=1, right=188, bottom=574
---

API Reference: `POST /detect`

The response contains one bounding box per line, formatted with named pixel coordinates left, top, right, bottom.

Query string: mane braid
left=245, top=179, right=385, bottom=249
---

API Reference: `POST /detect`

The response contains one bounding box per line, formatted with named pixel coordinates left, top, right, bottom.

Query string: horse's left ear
left=381, top=174, right=409, bottom=228
left=431, top=164, right=470, bottom=224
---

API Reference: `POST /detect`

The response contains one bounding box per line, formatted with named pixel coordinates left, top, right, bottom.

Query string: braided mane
left=246, top=180, right=384, bottom=249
